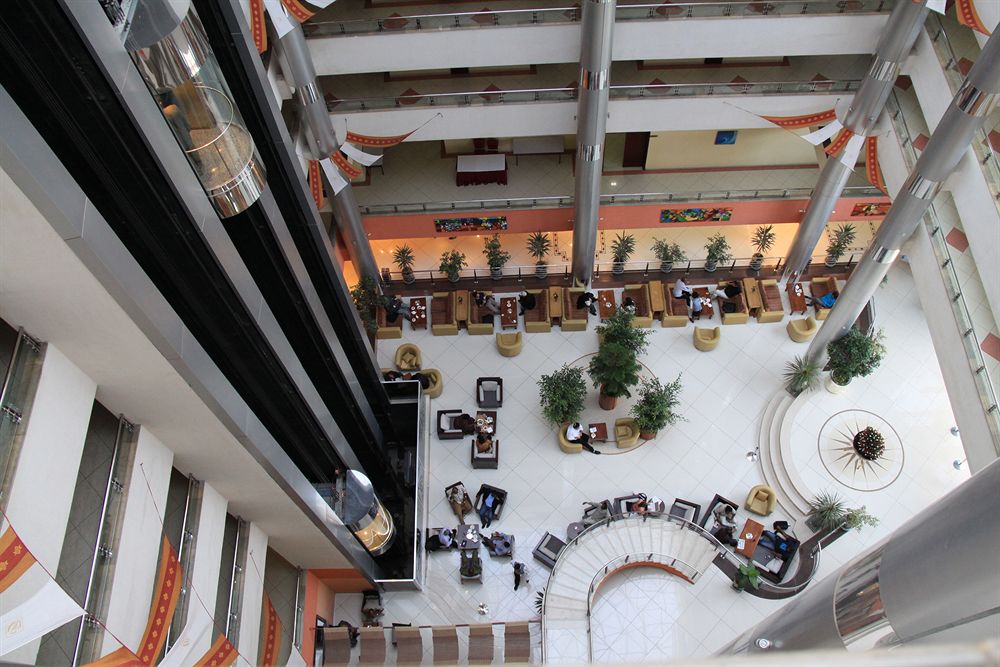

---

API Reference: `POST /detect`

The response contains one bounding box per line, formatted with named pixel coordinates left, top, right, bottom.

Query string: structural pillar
left=805, top=29, right=1000, bottom=366
left=781, top=0, right=930, bottom=284
left=278, top=20, right=381, bottom=285
left=571, top=0, right=614, bottom=286
left=720, top=459, right=1000, bottom=654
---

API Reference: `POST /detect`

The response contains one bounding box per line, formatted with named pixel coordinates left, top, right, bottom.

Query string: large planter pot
left=598, top=387, right=617, bottom=410
left=824, top=254, right=840, bottom=268
left=535, top=261, right=549, bottom=279
left=659, top=261, right=673, bottom=274
left=612, top=262, right=625, bottom=275
left=447, top=272, right=460, bottom=283
left=704, top=259, right=718, bottom=273
left=402, top=269, right=415, bottom=285
left=826, top=374, right=850, bottom=394
left=749, top=254, right=764, bottom=272
left=639, top=430, right=657, bottom=440
left=490, top=267, right=503, bottom=281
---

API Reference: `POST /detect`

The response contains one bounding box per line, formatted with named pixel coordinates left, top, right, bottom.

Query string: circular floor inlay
left=817, top=409, right=904, bottom=492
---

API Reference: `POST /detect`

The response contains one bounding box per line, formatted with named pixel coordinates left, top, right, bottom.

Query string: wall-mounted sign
left=850, top=202, right=890, bottom=217
left=434, top=217, right=509, bottom=233
left=660, top=208, right=733, bottom=223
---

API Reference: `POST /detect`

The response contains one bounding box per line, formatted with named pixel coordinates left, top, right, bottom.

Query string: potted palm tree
left=350, top=276, right=380, bottom=335
left=733, top=564, right=761, bottom=592
left=651, top=238, right=686, bottom=273
left=482, top=234, right=510, bottom=280
left=703, top=233, right=732, bottom=272
left=595, top=309, right=651, bottom=355
left=610, top=232, right=636, bottom=275
left=393, top=245, right=416, bottom=284
left=806, top=491, right=879, bottom=534
left=826, top=327, right=887, bottom=393
left=588, top=341, right=641, bottom=410
left=782, top=355, right=822, bottom=397
left=439, top=250, right=467, bottom=283
left=630, top=375, right=684, bottom=439
left=749, top=225, right=776, bottom=272
left=537, top=364, right=587, bottom=425
left=824, top=223, right=856, bottom=267
left=527, top=231, right=552, bottom=279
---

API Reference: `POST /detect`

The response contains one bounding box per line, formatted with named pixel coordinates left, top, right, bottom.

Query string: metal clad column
left=781, top=0, right=930, bottom=284
left=571, top=0, right=614, bottom=286
left=805, top=29, right=1000, bottom=366
left=278, top=21, right=381, bottom=285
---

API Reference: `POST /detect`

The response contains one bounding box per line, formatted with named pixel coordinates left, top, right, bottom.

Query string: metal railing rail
left=329, top=79, right=861, bottom=112
left=360, top=185, right=885, bottom=216
left=887, top=91, right=1000, bottom=451
left=927, top=15, right=1000, bottom=213
left=0, top=327, right=42, bottom=512
left=306, top=0, right=892, bottom=36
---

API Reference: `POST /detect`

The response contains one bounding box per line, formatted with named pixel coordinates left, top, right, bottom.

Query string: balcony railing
left=360, top=185, right=884, bottom=216
left=306, top=0, right=892, bottom=37
left=329, top=79, right=861, bottom=113
left=0, top=328, right=42, bottom=512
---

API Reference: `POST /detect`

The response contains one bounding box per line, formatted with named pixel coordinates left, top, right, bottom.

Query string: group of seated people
left=672, top=277, right=743, bottom=321
left=383, top=369, right=431, bottom=389
left=383, top=294, right=411, bottom=324
left=711, top=504, right=796, bottom=558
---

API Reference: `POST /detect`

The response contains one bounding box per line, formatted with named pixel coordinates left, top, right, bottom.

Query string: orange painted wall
left=361, top=196, right=890, bottom=240
left=300, top=571, right=338, bottom=663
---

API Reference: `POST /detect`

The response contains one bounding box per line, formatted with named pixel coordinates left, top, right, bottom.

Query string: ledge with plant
left=393, top=245, right=416, bottom=284
left=703, top=232, right=732, bottom=272
left=527, top=231, right=551, bottom=279
left=482, top=234, right=511, bottom=281
left=630, top=375, right=684, bottom=439
left=611, top=232, right=636, bottom=275
left=350, top=276, right=381, bottom=335
left=651, top=238, right=686, bottom=274
left=824, top=223, right=857, bottom=267
left=439, top=249, right=467, bottom=283
left=750, top=225, right=776, bottom=272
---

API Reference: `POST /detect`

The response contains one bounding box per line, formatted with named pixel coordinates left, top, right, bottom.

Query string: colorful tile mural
left=851, top=202, right=891, bottom=217
left=434, top=217, right=509, bottom=233
left=659, top=208, right=733, bottom=223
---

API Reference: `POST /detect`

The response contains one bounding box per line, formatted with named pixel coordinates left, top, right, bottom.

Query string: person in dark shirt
left=383, top=295, right=411, bottom=323
left=576, top=291, right=598, bottom=316
left=622, top=296, right=636, bottom=313
left=714, top=282, right=742, bottom=300
left=518, top=290, right=536, bottom=315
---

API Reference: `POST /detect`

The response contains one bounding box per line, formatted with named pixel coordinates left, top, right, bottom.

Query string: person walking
left=513, top=562, right=528, bottom=591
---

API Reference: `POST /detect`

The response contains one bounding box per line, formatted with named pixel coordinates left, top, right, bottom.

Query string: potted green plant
left=439, top=249, right=467, bottom=283
left=782, top=355, right=822, bottom=397
left=651, top=238, right=686, bottom=273
left=703, top=232, right=732, bottom=272
left=482, top=234, right=510, bottom=281
left=393, top=245, right=416, bottom=284
left=350, top=276, right=380, bottom=335
left=733, top=564, right=761, bottom=592
left=610, top=232, right=636, bottom=275
left=806, top=491, right=879, bottom=534
left=537, top=364, right=588, bottom=426
left=527, top=231, right=552, bottom=279
left=595, top=308, right=651, bottom=356
left=825, top=223, right=857, bottom=267
left=630, top=375, right=684, bottom=439
left=826, top=327, right=887, bottom=392
left=749, top=224, right=776, bottom=272
left=588, top=341, right=641, bottom=410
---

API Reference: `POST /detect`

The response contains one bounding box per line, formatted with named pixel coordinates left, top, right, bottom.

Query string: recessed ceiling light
left=610, top=181, right=618, bottom=186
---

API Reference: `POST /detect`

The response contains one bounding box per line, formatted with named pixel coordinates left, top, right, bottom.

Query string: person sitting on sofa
left=622, top=296, right=636, bottom=314
left=518, top=290, right=536, bottom=315
left=714, top=282, right=742, bottom=300
left=475, top=432, right=493, bottom=453
left=806, top=290, right=839, bottom=308
left=673, top=277, right=692, bottom=304
left=576, top=291, right=598, bottom=315
left=425, top=527, right=455, bottom=551
left=383, top=295, right=411, bottom=323
left=479, top=490, right=499, bottom=528
left=689, top=294, right=703, bottom=323
left=566, top=422, right=600, bottom=455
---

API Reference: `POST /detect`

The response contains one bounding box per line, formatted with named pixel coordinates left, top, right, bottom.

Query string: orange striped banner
left=0, top=525, right=38, bottom=594
left=308, top=160, right=324, bottom=209
left=825, top=128, right=855, bottom=157
left=280, top=0, right=316, bottom=22
left=956, top=0, right=992, bottom=35
left=134, top=538, right=182, bottom=663
left=260, top=594, right=283, bottom=667
left=761, top=108, right=837, bottom=129
left=193, top=633, right=238, bottom=667
left=866, top=136, right=887, bottom=194
left=332, top=152, right=363, bottom=179
left=344, top=130, right=414, bottom=148
left=84, top=646, right=144, bottom=667
left=249, top=0, right=267, bottom=53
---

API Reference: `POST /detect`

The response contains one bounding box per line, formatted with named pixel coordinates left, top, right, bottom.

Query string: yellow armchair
left=495, top=332, right=523, bottom=357
left=394, top=343, right=422, bottom=371
left=422, top=369, right=443, bottom=399
left=745, top=484, right=777, bottom=516
left=614, top=418, right=640, bottom=449
left=693, top=327, right=720, bottom=352
left=787, top=317, right=818, bottom=343
left=558, top=423, right=583, bottom=454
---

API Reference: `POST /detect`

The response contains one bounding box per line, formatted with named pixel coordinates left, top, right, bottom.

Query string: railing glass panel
left=0, top=328, right=42, bottom=512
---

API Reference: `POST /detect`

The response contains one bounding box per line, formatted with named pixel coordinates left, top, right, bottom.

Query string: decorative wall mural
left=850, top=202, right=890, bottom=217
left=660, top=208, right=733, bottom=223
left=434, top=217, right=509, bottom=233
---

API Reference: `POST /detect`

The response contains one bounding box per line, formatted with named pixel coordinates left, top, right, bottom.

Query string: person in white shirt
left=566, top=422, right=600, bottom=455
left=672, top=277, right=692, bottom=304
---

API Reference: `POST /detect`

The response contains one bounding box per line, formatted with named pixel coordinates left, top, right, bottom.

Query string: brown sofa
left=810, top=276, right=838, bottom=321
left=662, top=283, right=689, bottom=328
left=431, top=292, right=459, bottom=336
left=562, top=287, right=589, bottom=332
left=376, top=306, right=402, bottom=340
left=467, top=292, right=495, bottom=335
left=624, top=284, right=653, bottom=328
left=756, top=279, right=785, bottom=324
left=523, top=289, right=551, bottom=333
left=717, top=282, right=750, bottom=325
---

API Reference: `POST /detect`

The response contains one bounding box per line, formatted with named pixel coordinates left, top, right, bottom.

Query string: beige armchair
left=557, top=423, right=583, bottom=454
left=745, top=484, right=777, bottom=516
left=693, top=326, right=721, bottom=352
left=787, top=316, right=818, bottom=343
left=495, top=332, right=523, bottom=357
left=614, top=418, right=640, bottom=449
left=422, top=369, right=443, bottom=398
left=394, top=343, right=422, bottom=371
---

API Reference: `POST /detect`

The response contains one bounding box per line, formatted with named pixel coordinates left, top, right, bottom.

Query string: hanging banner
left=308, top=160, right=325, bottom=209
left=801, top=119, right=843, bottom=146
left=320, top=158, right=349, bottom=196
left=761, top=108, right=837, bottom=129
left=866, top=137, right=887, bottom=194
left=280, top=0, right=317, bottom=22
left=838, top=133, right=866, bottom=169
left=824, top=127, right=856, bottom=157
left=249, top=0, right=267, bottom=53
left=260, top=594, right=283, bottom=667
left=159, top=600, right=214, bottom=667
left=344, top=130, right=415, bottom=148
left=340, top=143, right=383, bottom=167
left=263, top=0, right=296, bottom=37
left=0, top=526, right=37, bottom=594
left=284, top=648, right=308, bottom=667
left=956, top=0, right=992, bottom=35
left=331, top=152, right=363, bottom=180
left=192, top=634, right=238, bottom=667
left=0, top=577, right=85, bottom=657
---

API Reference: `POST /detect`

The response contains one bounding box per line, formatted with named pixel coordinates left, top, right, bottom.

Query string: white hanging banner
left=0, top=578, right=84, bottom=657
left=839, top=133, right=867, bottom=170
left=801, top=119, right=843, bottom=146
left=340, top=143, right=383, bottom=167
left=263, top=0, right=297, bottom=37
left=284, top=648, right=309, bottom=667
left=303, top=0, right=336, bottom=7
left=159, top=601, right=214, bottom=667
left=927, top=0, right=946, bottom=14
left=320, top=157, right=350, bottom=194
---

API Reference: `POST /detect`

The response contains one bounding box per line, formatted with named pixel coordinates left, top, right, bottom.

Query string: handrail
left=329, top=79, right=861, bottom=113
left=305, top=0, right=893, bottom=37
left=0, top=328, right=42, bottom=511
left=886, top=91, right=1000, bottom=451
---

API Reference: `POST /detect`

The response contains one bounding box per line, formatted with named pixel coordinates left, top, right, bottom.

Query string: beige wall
left=645, top=128, right=819, bottom=170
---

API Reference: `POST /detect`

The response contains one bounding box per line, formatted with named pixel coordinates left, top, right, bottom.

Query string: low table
left=499, top=297, right=518, bottom=329
left=458, top=523, right=482, bottom=550
left=588, top=423, right=608, bottom=443
left=691, top=288, right=715, bottom=320
left=787, top=283, right=808, bottom=315
left=475, top=411, right=497, bottom=437
left=597, top=290, right=616, bottom=320
left=456, top=154, right=507, bottom=186
left=737, top=518, right=765, bottom=557
left=409, top=297, right=427, bottom=329
left=742, top=278, right=763, bottom=316
left=455, top=290, right=470, bottom=325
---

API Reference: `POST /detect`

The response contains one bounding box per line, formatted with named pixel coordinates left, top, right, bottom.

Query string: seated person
left=622, top=296, right=636, bottom=314
left=632, top=496, right=648, bottom=515
left=335, top=620, right=360, bottom=648
left=806, top=290, right=839, bottom=308
left=383, top=370, right=405, bottom=381
left=518, top=290, right=536, bottom=315
left=447, top=486, right=469, bottom=522
left=714, top=282, right=742, bottom=300
left=483, top=295, right=500, bottom=315
left=460, top=551, right=482, bottom=577
left=646, top=495, right=666, bottom=513
left=479, top=491, right=499, bottom=528
left=582, top=500, right=611, bottom=525
left=565, top=422, right=600, bottom=455
left=673, top=277, right=692, bottom=304
left=711, top=504, right=739, bottom=546
left=473, top=290, right=488, bottom=306
left=490, top=532, right=513, bottom=557
left=425, top=527, right=455, bottom=551
left=576, top=291, right=598, bottom=315
left=475, top=432, right=494, bottom=453
left=410, top=372, right=431, bottom=390
left=452, top=413, right=477, bottom=434
left=383, top=295, right=411, bottom=323
left=689, top=295, right=703, bottom=323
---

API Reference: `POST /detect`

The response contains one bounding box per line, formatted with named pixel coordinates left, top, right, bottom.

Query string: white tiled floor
left=334, top=261, right=970, bottom=662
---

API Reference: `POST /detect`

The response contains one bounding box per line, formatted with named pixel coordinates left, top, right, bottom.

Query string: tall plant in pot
left=824, top=223, right=856, bottom=267
left=482, top=234, right=510, bottom=280
left=749, top=224, right=776, bottom=272
left=806, top=491, right=879, bottom=534
left=595, top=309, right=650, bottom=355
left=733, top=564, right=761, bottom=592
left=393, top=245, right=416, bottom=284
left=527, top=231, right=552, bottom=279
left=826, top=327, right=887, bottom=392
left=703, top=233, right=732, bottom=272
left=610, top=232, right=636, bottom=275
left=588, top=341, right=641, bottom=410
left=630, top=375, right=684, bottom=439
left=350, top=276, right=380, bottom=335
left=537, top=364, right=587, bottom=426
left=782, top=355, right=822, bottom=397
left=651, top=238, right=686, bottom=273
left=439, top=250, right=467, bottom=283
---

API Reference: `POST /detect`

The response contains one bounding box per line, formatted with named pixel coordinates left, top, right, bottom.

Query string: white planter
left=826, top=374, right=850, bottom=394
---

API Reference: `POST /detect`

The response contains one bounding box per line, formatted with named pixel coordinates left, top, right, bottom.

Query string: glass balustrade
left=0, top=328, right=43, bottom=512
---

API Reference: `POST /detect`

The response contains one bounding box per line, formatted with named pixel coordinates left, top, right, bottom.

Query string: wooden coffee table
left=409, top=297, right=427, bottom=329
left=499, top=297, right=518, bottom=329
left=455, top=290, right=470, bottom=325
left=597, top=290, right=616, bottom=320
left=786, top=283, right=808, bottom=315
left=742, top=278, right=762, bottom=316
left=691, top=288, right=715, bottom=320
left=588, top=423, right=608, bottom=443
left=457, top=523, right=482, bottom=550
left=475, top=411, right=497, bottom=437
left=737, top=518, right=765, bottom=557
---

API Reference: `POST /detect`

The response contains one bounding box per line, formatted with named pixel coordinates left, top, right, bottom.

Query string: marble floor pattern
left=333, top=262, right=970, bottom=663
